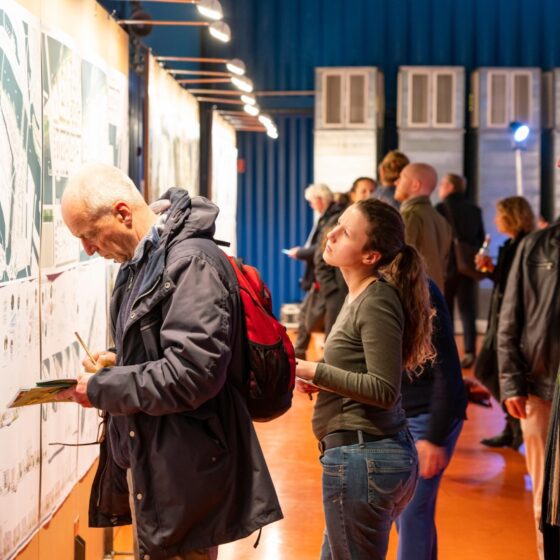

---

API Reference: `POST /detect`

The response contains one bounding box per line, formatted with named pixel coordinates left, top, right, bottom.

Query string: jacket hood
left=114, top=189, right=220, bottom=294
left=158, top=188, right=219, bottom=244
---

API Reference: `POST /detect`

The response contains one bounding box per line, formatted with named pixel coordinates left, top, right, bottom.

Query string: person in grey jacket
left=58, top=164, right=282, bottom=560
left=498, top=222, right=560, bottom=560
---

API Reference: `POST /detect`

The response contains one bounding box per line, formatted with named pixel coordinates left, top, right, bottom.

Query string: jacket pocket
left=139, top=315, right=162, bottom=361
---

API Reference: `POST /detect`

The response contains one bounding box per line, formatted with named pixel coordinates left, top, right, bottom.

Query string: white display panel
left=0, top=2, right=128, bottom=557
left=0, top=278, right=41, bottom=560
left=211, top=111, right=238, bottom=256
left=148, top=54, right=200, bottom=201
left=314, top=129, right=378, bottom=192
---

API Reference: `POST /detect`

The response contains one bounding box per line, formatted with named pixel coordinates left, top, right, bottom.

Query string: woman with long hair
left=475, top=196, right=536, bottom=450
left=296, top=198, right=435, bottom=559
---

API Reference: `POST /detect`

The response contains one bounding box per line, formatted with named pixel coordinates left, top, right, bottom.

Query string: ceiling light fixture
left=241, top=94, right=256, bottom=105
left=156, top=57, right=247, bottom=77
left=117, top=19, right=231, bottom=43
left=231, top=75, right=253, bottom=93
left=196, top=0, right=223, bottom=20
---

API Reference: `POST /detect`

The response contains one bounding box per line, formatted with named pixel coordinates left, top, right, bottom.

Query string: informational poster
left=0, top=278, right=41, bottom=560
left=76, top=259, right=107, bottom=478
left=41, top=32, right=83, bottom=269
left=41, top=33, right=130, bottom=270
left=39, top=268, right=80, bottom=522
left=147, top=53, right=200, bottom=201
left=211, top=111, right=238, bottom=255
left=0, top=0, right=42, bottom=285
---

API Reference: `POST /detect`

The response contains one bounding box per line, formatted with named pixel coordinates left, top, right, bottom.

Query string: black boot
left=481, top=422, right=513, bottom=448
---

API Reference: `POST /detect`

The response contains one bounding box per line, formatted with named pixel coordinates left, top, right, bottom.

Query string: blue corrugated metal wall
left=209, top=0, right=560, bottom=312
left=237, top=114, right=314, bottom=314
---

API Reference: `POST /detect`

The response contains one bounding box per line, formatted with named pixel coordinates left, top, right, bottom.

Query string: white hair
left=64, top=163, right=145, bottom=217
left=304, top=183, right=333, bottom=203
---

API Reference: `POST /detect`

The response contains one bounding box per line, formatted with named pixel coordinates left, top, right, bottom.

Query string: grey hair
left=304, top=183, right=333, bottom=203
left=65, top=163, right=145, bottom=218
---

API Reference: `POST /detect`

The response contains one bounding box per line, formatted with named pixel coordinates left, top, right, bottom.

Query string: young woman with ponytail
left=296, top=198, right=435, bottom=560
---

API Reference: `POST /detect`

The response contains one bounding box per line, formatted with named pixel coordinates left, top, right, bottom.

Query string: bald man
left=394, top=163, right=453, bottom=291
left=58, top=163, right=282, bottom=560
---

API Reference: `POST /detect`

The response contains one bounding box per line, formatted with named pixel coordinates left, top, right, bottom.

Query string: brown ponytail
left=384, top=244, right=436, bottom=372
left=356, top=199, right=436, bottom=372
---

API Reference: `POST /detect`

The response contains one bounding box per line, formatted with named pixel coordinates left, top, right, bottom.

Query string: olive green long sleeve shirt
left=312, top=279, right=408, bottom=441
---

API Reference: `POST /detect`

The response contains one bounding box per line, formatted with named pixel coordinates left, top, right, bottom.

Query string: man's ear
left=114, top=201, right=133, bottom=226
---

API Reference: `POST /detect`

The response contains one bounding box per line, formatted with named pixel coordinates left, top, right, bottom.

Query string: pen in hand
left=74, top=331, right=98, bottom=370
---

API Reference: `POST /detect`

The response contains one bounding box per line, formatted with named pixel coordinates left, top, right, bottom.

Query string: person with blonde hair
left=475, top=196, right=535, bottom=450
left=296, top=198, right=435, bottom=559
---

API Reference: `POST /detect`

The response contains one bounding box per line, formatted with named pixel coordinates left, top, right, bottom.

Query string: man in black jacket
left=58, top=164, right=282, bottom=560
left=287, top=183, right=339, bottom=358
left=498, top=223, right=560, bottom=560
left=436, top=173, right=486, bottom=368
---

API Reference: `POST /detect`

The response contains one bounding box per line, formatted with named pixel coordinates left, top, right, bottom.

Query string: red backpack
left=227, top=257, right=296, bottom=422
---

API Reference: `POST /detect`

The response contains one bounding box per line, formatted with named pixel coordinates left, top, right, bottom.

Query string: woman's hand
left=474, top=253, right=494, bottom=273
left=295, top=359, right=318, bottom=382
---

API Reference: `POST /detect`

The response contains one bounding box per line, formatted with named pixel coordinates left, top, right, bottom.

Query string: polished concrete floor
left=114, top=334, right=538, bottom=559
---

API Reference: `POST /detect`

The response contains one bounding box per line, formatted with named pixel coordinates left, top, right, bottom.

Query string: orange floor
left=114, top=334, right=538, bottom=559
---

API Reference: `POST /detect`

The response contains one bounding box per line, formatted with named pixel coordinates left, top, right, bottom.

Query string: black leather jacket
left=498, top=225, right=560, bottom=401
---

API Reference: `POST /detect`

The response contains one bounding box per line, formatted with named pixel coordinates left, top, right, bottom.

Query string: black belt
left=319, top=430, right=394, bottom=454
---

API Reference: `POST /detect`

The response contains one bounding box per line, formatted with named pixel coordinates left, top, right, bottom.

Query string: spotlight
left=258, top=113, right=273, bottom=127
left=243, top=104, right=260, bottom=116
left=208, top=21, right=231, bottom=42
left=266, top=126, right=279, bottom=139
left=196, top=0, right=223, bottom=20
left=510, top=121, right=530, bottom=145
left=226, top=58, right=246, bottom=76
left=509, top=121, right=530, bottom=197
left=231, top=75, right=253, bottom=93
left=241, top=94, right=256, bottom=105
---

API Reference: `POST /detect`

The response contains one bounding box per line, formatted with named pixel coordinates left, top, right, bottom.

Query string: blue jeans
left=319, top=429, right=418, bottom=560
left=395, top=414, right=464, bottom=560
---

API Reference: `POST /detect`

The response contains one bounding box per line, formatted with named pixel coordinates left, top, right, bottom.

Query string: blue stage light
left=510, top=121, right=530, bottom=145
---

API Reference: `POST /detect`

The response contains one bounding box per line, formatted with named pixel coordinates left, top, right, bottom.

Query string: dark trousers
left=444, top=274, right=477, bottom=355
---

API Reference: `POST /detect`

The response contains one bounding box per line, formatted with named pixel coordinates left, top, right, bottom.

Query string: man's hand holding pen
left=56, top=333, right=118, bottom=408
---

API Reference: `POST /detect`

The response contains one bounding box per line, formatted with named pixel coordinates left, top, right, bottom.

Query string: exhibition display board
left=211, top=111, right=238, bottom=255
left=0, top=1, right=129, bottom=558
left=146, top=53, right=200, bottom=202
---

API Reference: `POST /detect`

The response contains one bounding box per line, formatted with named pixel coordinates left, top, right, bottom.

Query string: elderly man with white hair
left=58, top=163, right=282, bottom=560
left=286, top=183, right=340, bottom=359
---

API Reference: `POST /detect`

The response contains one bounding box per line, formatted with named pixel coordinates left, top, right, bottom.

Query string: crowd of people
left=289, top=152, right=560, bottom=560
left=56, top=157, right=559, bottom=560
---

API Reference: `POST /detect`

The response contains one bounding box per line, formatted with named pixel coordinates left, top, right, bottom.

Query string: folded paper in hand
left=7, top=379, right=77, bottom=408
